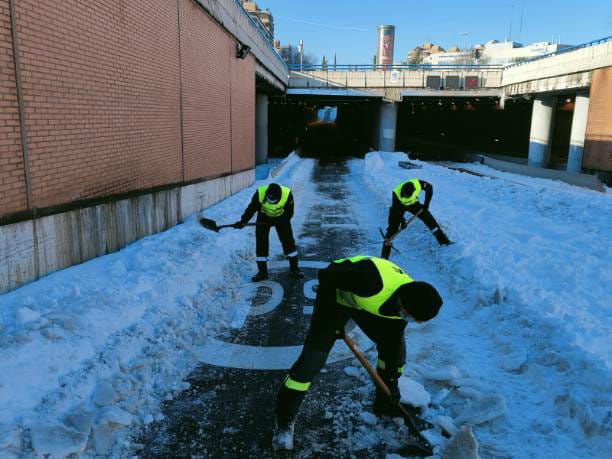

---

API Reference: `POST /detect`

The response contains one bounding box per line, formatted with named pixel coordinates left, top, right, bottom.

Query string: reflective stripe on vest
left=258, top=185, right=290, bottom=217
left=333, top=256, right=413, bottom=319
left=392, top=179, right=421, bottom=206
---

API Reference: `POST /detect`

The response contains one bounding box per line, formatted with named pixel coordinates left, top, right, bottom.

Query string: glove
left=234, top=221, right=245, bottom=229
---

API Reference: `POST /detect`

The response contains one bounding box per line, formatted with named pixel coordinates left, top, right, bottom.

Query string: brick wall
left=231, top=43, right=256, bottom=172
left=584, top=67, right=612, bottom=172
left=0, top=0, right=256, bottom=220
left=0, top=0, right=26, bottom=215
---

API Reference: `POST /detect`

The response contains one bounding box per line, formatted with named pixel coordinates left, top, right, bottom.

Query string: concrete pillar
left=378, top=102, right=397, bottom=151
left=566, top=91, right=590, bottom=173
left=255, top=93, right=268, bottom=165
left=527, top=95, right=556, bottom=168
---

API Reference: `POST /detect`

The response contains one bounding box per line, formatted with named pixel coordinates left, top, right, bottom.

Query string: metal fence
left=504, top=35, right=612, bottom=68
left=288, top=63, right=504, bottom=71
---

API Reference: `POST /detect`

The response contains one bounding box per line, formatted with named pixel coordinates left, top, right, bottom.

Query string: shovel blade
left=198, top=217, right=220, bottom=232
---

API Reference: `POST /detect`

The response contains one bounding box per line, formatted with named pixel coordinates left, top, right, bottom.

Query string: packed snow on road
left=0, top=152, right=610, bottom=458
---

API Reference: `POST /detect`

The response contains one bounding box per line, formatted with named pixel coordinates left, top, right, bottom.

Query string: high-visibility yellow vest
left=333, top=256, right=413, bottom=319
left=392, top=179, right=421, bottom=206
left=258, top=185, right=290, bottom=217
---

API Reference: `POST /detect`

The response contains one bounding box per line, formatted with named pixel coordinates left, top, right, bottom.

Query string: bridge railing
left=288, top=67, right=504, bottom=90
left=504, top=35, right=612, bottom=69
left=288, top=63, right=504, bottom=71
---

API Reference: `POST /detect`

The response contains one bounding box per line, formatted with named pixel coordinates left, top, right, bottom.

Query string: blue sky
left=258, top=0, right=612, bottom=63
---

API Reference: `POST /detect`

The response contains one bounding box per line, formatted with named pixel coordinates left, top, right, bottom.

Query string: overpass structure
left=286, top=37, right=612, bottom=173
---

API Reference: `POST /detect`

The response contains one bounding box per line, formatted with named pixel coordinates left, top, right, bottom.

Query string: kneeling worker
left=272, top=255, right=443, bottom=450
left=381, top=178, right=451, bottom=260
left=235, top=183, right=303, bottom=281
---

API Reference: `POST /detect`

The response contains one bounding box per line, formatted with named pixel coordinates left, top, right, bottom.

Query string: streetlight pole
left=298, top=39, right=303, bottom=71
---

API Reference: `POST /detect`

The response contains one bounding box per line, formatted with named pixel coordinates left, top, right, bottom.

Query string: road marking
left=195, top=329, right=372, bottom=370
left=197, top=260, right=373, bottom=370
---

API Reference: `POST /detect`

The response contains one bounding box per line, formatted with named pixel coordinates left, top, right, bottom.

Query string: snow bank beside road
left=358, top=151, right=612, bottom=458
left=0, top=154, right=313, bottom=457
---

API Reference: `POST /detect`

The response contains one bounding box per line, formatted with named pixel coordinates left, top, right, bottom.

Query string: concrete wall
left=0, top=169, right=254, bottom=293
left=502, top=40, right=612, bottom=89
left=0, top=0, right=27, bottom=215
left=288, top=69, right=503, bottom=89
left=584, top=67, right=612, bottom=172
left=0, top=0, right=266, bottom=291
left=480, top=156, right=604, bottom=191
left=194, top=0, right=288, bottom=89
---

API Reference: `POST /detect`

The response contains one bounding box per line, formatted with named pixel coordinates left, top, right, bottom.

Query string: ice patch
left=30, top=423, right=88, bottom=456
left=455, top=394, right=507, bottom=425
left=440, top=426, right=480, bottom=459
left=343, top=366, right=361, bottom=378
left=398, top=376, right=431, bottom=408
left=16, top=307, right=41, bottom=325
left=92, top=381, right=119, bottom=407
left=421, top=365, right=462, bottom=382
left=359, top=411, right=378, bottom=425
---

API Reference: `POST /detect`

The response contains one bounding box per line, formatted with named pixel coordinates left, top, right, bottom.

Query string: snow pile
left=0, top=154, right=313, bottom=457
left=354, top=151, right=612, bottom=458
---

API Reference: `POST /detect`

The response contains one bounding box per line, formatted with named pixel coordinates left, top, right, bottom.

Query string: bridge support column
left=256, top=93, right=268, bottom=165
left=378, top=102, right=397, bottom=152
left=566, top=91, right=590, bottom=173
left=527, top=95, right=556, bottom=168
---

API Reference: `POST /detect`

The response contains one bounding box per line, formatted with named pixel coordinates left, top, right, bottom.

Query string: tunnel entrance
left=396, top=96, right=533, bottom=162
left=269, top=96, right=379, bottom=159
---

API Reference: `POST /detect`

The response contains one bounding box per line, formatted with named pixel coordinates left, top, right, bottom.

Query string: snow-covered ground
left=0, top=151, right=610, bottom=457
left=355, top=152, right=612, bottom=458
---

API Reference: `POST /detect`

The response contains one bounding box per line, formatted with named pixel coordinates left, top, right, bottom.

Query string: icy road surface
left=0, top=152, right=610, bottom=458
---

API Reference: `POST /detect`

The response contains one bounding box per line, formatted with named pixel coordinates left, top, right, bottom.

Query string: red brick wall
left=584, top=67, right=612, bottom=172
left=0, top=0, right=256, bottom=218
left=231, top=47, right=256, bottom=172
left=179, top=0, right=232, bottom=181
left=0, top=0, right=26, bottom=215
left=15, top=0, right=182, bottom=209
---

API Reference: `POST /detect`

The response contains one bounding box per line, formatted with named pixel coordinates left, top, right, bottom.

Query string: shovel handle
left=343, top=334, right=430, bottom=451
left=388, top=208, right=424, bottom=243
left=343, top=335, right=392, bottom=397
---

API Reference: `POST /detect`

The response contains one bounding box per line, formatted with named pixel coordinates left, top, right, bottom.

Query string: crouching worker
left=381, top=178, right=451, bottom=260
left=235, top=183, right=303, bottom=282
left=272, top=255, right=443, bottom=450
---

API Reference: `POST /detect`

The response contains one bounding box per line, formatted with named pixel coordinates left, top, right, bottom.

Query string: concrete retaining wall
left=0, top=169, right=254, bottom=294
left=480, top=156, right=604, bottom=191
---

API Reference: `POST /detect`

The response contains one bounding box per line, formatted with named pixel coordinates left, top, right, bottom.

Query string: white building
left=423, top=51, right=472, bottom=65
left=480, top=40, right=570, bottom=64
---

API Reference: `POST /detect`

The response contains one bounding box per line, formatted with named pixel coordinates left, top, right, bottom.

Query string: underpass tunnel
left=269, top=96, right=379, bottom=159
left=396, top=97, right=533, bottom=162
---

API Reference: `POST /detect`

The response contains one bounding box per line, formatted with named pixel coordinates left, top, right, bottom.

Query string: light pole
left=297, top=39, right=303, bottom=71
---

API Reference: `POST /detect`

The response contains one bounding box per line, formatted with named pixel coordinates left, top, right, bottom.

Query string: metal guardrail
left=288, top=35, right=612, bottom=73
left=504, top=35, right=612, bottom=69
left=232, top=0, right=288, bottom=71
left=288, top=63, right=504, bottom=71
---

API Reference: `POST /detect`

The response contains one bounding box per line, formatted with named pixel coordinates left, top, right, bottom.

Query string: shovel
left=198, top=217, right=257, bottom=232
left=343, top=334, right=434, bottom=457
left=380, top=209, right=424, bottom=251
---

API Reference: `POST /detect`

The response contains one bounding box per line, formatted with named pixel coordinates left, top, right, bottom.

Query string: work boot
left=251, top=261, right=268, bottom=282
left=432, top=227, right=451, bottom=246
left=288, top=256, right=304, bottom=279
left=273, top=383, right=307, bottom=450
left=272, top=420, right=295, bottom=451
left=373, top=368, right=401, bottom=417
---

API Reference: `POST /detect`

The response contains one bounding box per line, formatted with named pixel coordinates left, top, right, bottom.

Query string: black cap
left=401, top=182, right=416, bottom=198
left=397, top=281, right=443, bottom=322
left=266, top=183, right=282, bottom=203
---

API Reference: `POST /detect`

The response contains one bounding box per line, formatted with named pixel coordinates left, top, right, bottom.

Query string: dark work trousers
left=255, top=216, right=297, bottom=261
left=381, top=202, right=441, bottom=259
left=289, top=284, right=406, bottom=388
